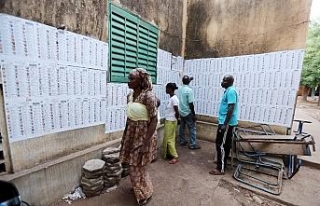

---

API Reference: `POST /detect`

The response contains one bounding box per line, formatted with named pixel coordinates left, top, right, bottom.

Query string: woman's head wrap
left=131, top=68, right=153, bottom=91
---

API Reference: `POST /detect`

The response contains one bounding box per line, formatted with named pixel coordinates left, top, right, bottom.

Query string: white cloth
left=126, top=94, right=149, bottom=121
left=165, top=95, right=179, bottom=121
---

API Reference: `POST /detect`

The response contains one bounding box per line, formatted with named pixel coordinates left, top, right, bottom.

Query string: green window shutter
left=138, top=21, right=158, bottom=83
left=109, top=4, right=159, bottom=83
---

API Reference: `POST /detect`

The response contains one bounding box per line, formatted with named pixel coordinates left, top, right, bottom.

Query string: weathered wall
left=0, top=0, right=184, bottom=55
left=0, top=0, right=309, bottom=172
left=2, top=139, right=122, bottom=206
left=1, top=126, right=164, bottom=206
left=111, top=0, right=184, bottom=56
left=0, top=0, right=108, bottom=41
left=9, top=125, right=119, bottom=172
left=0, top=0, right=111, bottom=172
left=0, top=0, right=183, bottom=172
left=185, top=0, right=312, bottom=58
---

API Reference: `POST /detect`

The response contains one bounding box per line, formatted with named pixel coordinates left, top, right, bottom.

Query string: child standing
left=163, top=83, right=179, bottom=164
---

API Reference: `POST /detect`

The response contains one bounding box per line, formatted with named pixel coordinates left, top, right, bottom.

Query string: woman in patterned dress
left=119, top=68, right=158, bottom=206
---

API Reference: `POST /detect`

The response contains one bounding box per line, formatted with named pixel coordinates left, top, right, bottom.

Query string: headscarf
left=131, top=68, right=153, bottom=91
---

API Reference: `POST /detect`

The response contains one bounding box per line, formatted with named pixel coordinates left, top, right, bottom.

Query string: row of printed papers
left=238, top=105, right=294, bottom=127
left=104, top=83, right=129, bottom=133
left=0, top=14, right=108, bottom=70
left=105, top=106, right=127, bottom=133
left=192, top=86, right=296, bottom=108
left=192, top=86, right=217, bottom=102
left=233, top=71, right=301, bottom=89
left=171, top=56, right=184, bottom=71
left=153, top=84, right=168, bottom=119
left=237, top=88, right=296, bottom=108
left=194, top=99, right=294, bottom=127
left=184, top=50, right=304, bottom=74
left=157, top=68, right=181, bottom=85
left=106, top=83, right=130, bottom=108
left=156, top=49, right=170, bottom=85
left=190, top=71, right=301, bottom=90
left=1, top=58, right=107, bottom=142
left=104, top=84, right=169, bottom=133
left=5, top=98, right=106, bottom=142
left=184, top=49, right=304, bottom=127
left=156, top=49, right=183, bottom=84
left=157, top=49, right=172, bottom=68
left=1, top=59, right=107, bottom=99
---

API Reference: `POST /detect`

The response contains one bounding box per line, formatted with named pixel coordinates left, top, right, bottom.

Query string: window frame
left=109, top=4, right=159, bottom=83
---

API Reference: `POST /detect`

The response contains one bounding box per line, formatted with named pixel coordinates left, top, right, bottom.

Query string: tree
left=301, top=20, right=320, bottom=106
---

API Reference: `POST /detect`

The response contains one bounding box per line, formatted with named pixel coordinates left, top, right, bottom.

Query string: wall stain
left=185, top=0, right=217, bottom=59
left=115, top=0, right=183, bottom=56
left=0, top=0, right=310, bottom=58
left=0, top=0, right=108, bottom=42
left=185, top=0, right=311, bottom=59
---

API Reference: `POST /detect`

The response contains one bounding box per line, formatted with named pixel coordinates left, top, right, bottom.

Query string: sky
left=310, top=0, right=320, bottom=21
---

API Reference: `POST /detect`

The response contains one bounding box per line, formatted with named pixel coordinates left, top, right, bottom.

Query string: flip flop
left=188, top=145, right=201, bottom=150
left=169, top=158, right=179, bottom=164
left=138, top=195, right=153, bottom=206
left=209, top=169, right=224, bottom=175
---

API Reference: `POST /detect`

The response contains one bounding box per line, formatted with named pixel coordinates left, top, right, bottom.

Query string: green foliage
left=301, top=20, right=320, bottom=88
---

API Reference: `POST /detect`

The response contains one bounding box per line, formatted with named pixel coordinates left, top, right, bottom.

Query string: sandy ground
left=53, top=142, right=288, bottom=206
left=52, top=97, right=320, bottom=206
left=52, top=144, right=320, bottom=206
left=293, top=97, right=320, bottom=165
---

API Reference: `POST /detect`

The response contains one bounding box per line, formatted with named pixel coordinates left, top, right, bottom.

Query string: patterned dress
left=119, top=90, right=158, bottom=166
left=119, top=90, right=157, bottom=203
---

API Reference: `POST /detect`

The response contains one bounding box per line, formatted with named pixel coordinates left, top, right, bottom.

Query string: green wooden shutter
left=138, top=21, right=158, bottom=83
left=109, top=4, right=158, bottom=83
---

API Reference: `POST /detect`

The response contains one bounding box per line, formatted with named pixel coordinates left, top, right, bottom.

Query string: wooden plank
left=237, top=141, right=308, bottom=155
left=240, top=134, right=296, bottom=140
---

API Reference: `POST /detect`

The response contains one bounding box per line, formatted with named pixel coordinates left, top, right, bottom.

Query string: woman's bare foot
left=168, top=158, right=179, bottom=164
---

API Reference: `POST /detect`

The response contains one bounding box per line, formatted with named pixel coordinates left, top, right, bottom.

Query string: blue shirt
left=178, top=85, right=195, bottom=117
left=218, top=86, right=238, bottom=126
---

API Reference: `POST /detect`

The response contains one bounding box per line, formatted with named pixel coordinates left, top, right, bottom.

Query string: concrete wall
left=0, top=0, right=184, bottom=56
left=185, top=0, right=312, bottom=58
left=0, top=0, right=108, bottom=41
left=2, top=139, right=122, bottom=206
left=110, top=0, right=184, bottom=56
left=9, top=125, right=119, bottom=172
left=1, top=127, right=164, bottom=206
left=0, top=0, right=184, bottom=172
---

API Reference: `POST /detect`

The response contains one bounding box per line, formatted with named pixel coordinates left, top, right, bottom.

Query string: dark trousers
left=215, top=125, right=235, bottom=173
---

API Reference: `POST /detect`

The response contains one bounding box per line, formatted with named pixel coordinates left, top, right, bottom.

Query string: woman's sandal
left=168, top=158, right=179, bottom=164
left=209, top=169, right=224, bottom=175
left=138, top=195, right=153, bottom=206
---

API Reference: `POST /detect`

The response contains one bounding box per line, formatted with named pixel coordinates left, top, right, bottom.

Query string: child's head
left=166, top=83, right=178, bottom=94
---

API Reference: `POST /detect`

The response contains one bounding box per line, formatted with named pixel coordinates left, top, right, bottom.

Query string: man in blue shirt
left=177, top=75, right=201, bottom=150
left=209, top=75, right=238, bottom=175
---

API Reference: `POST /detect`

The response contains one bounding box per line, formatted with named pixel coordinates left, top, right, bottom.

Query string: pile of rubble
left=102, top=147, right=123, bottom=189
left=81, top=159, right=105, bottom=197
left=79, top=146, right=132, bottom=197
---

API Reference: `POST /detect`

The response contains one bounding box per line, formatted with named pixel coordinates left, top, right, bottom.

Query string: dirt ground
left=53, top=144, right=320, bottom=206
left=295, top=97, right=320, bottom=121
left=52, top=97, right=320, bottom=206
left=53, top=142, right=287, bottom=206
left=293, top=97, right=320, bottom=166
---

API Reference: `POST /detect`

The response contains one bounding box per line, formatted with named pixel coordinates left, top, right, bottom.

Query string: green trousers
left=163, top=120, right=178, bottom=159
